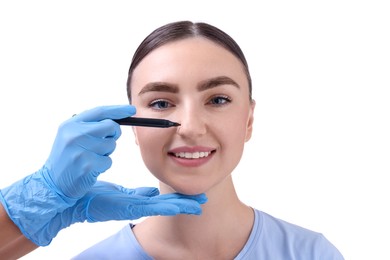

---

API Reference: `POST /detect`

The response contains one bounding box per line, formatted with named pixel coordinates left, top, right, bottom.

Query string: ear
left=132, top=127, right=139, bottom=146
left=245, top=100, right=256, bottom=142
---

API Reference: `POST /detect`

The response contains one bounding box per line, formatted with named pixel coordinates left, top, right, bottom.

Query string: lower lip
left=169, top=152, right=214, bottom=167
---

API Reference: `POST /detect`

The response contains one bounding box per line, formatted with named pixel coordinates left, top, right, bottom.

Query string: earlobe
left=245, top=100, right=256, bottom=142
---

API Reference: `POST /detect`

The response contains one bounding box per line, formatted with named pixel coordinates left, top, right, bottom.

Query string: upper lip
left=168, top=146, right=216, bottom=154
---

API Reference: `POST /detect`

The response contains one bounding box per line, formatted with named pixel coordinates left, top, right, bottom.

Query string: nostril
left=175, top=117, right=207, bottom=137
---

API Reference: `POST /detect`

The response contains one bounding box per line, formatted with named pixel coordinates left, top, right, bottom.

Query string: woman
left=74, top=21, right=344, bottom=259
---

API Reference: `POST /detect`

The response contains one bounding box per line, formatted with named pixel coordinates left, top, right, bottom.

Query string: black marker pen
left=114, top=117, right=180, bottom=128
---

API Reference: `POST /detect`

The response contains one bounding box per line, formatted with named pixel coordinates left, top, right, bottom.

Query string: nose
left=176, top=107, right=207, bottom=139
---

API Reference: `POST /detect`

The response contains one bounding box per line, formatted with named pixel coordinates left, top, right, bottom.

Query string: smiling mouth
left=169, top=150, right=216, bottom=159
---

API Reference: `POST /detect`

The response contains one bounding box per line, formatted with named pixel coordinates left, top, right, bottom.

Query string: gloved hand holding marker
left=0, top=105, right=206, bottom=246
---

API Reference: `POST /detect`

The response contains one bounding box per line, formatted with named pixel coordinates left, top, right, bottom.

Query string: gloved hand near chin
left=46, top=181, right=207, bottom=239
left=0, top=105, right=135, bottom=246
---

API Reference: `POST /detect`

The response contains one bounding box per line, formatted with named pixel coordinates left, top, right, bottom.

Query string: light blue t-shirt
left=73, top=209, right=344, bottom=259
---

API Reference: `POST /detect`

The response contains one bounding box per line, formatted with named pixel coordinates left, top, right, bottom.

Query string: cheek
left=135, top=129, right=160, bottom=156
left=134, top=128, right=169, bottom=173
left=217, top=109, right=250, bottom=142
left=216, top=114, right=248, bottom=156
left=219, top=107, right=252, bottom=158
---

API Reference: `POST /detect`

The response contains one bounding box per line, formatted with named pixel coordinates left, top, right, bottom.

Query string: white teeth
left=174, top=151, right=211, bottom=159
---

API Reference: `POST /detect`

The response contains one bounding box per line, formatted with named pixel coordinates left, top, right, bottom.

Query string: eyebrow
left=197, top=76, right=240, bottom=91
left=137, top=76, right=240, bottom=96
left=138, top=82, right=179, bottom=96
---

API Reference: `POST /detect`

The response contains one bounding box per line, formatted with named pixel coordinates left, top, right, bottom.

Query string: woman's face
left=131, top=37, right=255, bottom=195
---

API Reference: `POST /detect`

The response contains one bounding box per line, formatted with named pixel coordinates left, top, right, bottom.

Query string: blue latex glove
left=44, top=181, right=207, bottom=240
left=0, top=105, right=136, bottom=246
left=44, top=105, right=137, bottom=199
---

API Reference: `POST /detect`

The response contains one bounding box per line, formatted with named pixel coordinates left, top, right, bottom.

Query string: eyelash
left=207, top=95, right=232, bottom=106
left=148, top=95, right=232, bottom=110
left=148, top=99, right=173, bottom=110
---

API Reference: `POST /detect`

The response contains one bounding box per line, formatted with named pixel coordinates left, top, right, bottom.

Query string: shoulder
left=259, top=209, right=323, bottom=239
left=71, top=224, right=152, bottom=260
left=238, top=209, right=344, bottom=260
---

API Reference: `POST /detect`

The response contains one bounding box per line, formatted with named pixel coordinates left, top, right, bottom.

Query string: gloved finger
left=75, top=134, right=117, bottom=156
left=151, top=197, right=204, bottom=214
left=126, top=203, right=201, bottom=219
left=77, top=120, right=122, bottom=140
left=90, top=180, right=121, bottom=190
left=155, top=193, right=208, bottom=204
left=86, top=202, right=183, bottom=222
left=74, top=105, right=136, bottom=123
left=86, top=197, right=202, bottom=222
left=93, top=182, right=160, bottom=197
left=53, top=156, right=113, bottom=198
left=73, top=152, right=113, bottom=177
left=130, top=187, right=160, bottom=197
left=112, top=194, right=205, bottom=212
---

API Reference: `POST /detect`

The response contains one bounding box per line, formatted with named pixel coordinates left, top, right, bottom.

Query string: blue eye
left=208, top=95, right=232, bottom=106
left=149, top=99, right=172, bottom=110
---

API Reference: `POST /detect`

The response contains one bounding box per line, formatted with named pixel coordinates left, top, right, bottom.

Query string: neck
left=133, top=176, right=254, bottom=259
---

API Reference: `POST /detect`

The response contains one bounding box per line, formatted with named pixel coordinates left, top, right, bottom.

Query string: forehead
left=131, top=37, right=248, bottom=88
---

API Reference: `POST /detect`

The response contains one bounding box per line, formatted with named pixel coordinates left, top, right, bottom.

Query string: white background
left=1, top=1, right=389, bottom=259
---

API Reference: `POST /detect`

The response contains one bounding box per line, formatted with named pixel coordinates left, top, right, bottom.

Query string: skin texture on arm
left=0, top=203, right=38, bottom=259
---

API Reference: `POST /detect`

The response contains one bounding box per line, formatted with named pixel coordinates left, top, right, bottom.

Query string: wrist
left=0, top=170, right=78, bottom=246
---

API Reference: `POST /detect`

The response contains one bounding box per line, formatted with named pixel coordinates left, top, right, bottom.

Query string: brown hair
left=126, top=20, right=252, bottom=102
